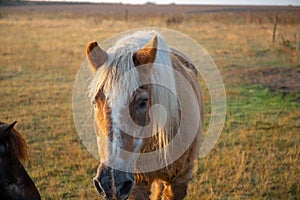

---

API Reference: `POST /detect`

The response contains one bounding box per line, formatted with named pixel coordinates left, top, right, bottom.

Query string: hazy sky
left=41, top=0, right=300, bottom=6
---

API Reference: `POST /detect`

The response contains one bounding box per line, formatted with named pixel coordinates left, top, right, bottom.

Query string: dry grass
left=0, top=5, right=299, bottom=199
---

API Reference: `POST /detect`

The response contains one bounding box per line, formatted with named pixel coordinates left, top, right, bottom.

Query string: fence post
left=272, top=12, right=279, bottom=43
left=124, top=9, right=128, bottom=21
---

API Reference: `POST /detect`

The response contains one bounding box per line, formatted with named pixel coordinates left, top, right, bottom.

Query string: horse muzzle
left=94, top=164, right=134, bottom=200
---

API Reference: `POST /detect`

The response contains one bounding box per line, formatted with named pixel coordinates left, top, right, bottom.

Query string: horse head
left=0, top=121, right=41, bottom=200
left=86, top=34, right=158, bottom=199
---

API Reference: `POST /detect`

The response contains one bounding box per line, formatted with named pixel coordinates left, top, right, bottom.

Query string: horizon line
left=24, top=0, right=300, bottom=6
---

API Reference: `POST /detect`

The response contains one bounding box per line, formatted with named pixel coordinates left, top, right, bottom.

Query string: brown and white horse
left=0, top=121, right=41, bottom=200
left=86, top=30, right=203, bottom=200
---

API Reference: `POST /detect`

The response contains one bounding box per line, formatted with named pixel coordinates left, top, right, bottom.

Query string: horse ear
left=133, top=35, right=158, bottom=81
left=86, top=42, right=108, bottom=73
left=133, top=34, right=158, bottom=67
left=0, top=121, right=17, bottom=140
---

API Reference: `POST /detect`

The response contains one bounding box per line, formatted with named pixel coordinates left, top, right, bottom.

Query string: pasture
left=0, top=3, right=299, bottom=199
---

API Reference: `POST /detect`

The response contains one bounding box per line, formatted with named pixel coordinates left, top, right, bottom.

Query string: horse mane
left=0, top=122, right=29, bottom=163
left=88, top=30, right=179, bottom=160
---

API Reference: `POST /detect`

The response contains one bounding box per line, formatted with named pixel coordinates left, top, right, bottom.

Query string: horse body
left=133, top=49, right=203, bottom=200
left=86, top=30, right=203, bottom=200
left=0, top=121, right=41, bottom=200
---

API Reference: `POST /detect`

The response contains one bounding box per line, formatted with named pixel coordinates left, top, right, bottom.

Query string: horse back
left=170, top=48, right=204, bottom=124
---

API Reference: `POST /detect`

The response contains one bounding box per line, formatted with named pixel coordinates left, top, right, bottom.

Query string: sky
left=38, top=0, right=300, bottom=6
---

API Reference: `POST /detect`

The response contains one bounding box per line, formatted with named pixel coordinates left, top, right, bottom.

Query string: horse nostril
left=93, top=176, right=113, bottom=199
left=118, top=180, right=134, bottom=198
left=94, top=164, right=113, bottom=198
left=93, top=178, right=104, bottom=195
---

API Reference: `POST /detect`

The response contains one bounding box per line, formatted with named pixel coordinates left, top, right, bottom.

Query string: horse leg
left=128, top=181, right=151, bottom=200
left=150, top=179, right=164, bottom=200
left=161, top=181, right=189, bottom=200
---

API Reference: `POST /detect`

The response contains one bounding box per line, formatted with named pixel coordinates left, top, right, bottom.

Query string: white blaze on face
left=108, top=93, right=143, bottom=170
left=134, top=138, right=143, bottom=152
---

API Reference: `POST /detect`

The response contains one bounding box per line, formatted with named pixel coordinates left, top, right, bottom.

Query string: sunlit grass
left=0, top=9, right=299, bottom=199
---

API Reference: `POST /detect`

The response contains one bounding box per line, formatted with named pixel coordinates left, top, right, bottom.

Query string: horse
left=85, top=30, right=204, bottom=200
left=0, top=121, right=41, bottom=200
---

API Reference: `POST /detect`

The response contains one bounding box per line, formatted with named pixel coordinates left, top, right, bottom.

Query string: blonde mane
left=88, top=30, right=179, bottom=160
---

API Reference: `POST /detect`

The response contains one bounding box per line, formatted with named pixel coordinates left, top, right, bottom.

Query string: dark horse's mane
left=0, top=122, right=29, bottom=163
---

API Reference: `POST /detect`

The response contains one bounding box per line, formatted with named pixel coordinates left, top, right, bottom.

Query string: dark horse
left=0, top=121, right=41, bottom=200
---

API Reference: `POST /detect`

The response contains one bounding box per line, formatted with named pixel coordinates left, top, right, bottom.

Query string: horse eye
left=0, top=145, right=7, bottom=156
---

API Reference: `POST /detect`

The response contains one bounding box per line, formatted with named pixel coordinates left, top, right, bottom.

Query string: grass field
left=0, top=3, right=299, bottom=199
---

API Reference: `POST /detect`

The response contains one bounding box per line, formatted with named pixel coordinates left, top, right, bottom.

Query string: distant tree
left=145, top=1, right=156, bottom=5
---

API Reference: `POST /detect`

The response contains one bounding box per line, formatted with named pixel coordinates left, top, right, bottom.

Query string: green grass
left=227, top=85, right=299, bottom=127
left=0, top=9, right=299, bottom=199
left=188, top=86, right=299, bottom=199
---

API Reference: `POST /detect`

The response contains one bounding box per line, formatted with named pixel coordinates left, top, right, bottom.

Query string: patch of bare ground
left=224, top=65, right=300, bottom=95
left=246, top=66, right=300, bottom=94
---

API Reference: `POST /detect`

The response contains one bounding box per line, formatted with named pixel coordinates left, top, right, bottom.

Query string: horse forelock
left=0, top=122, right=29, bottom=164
